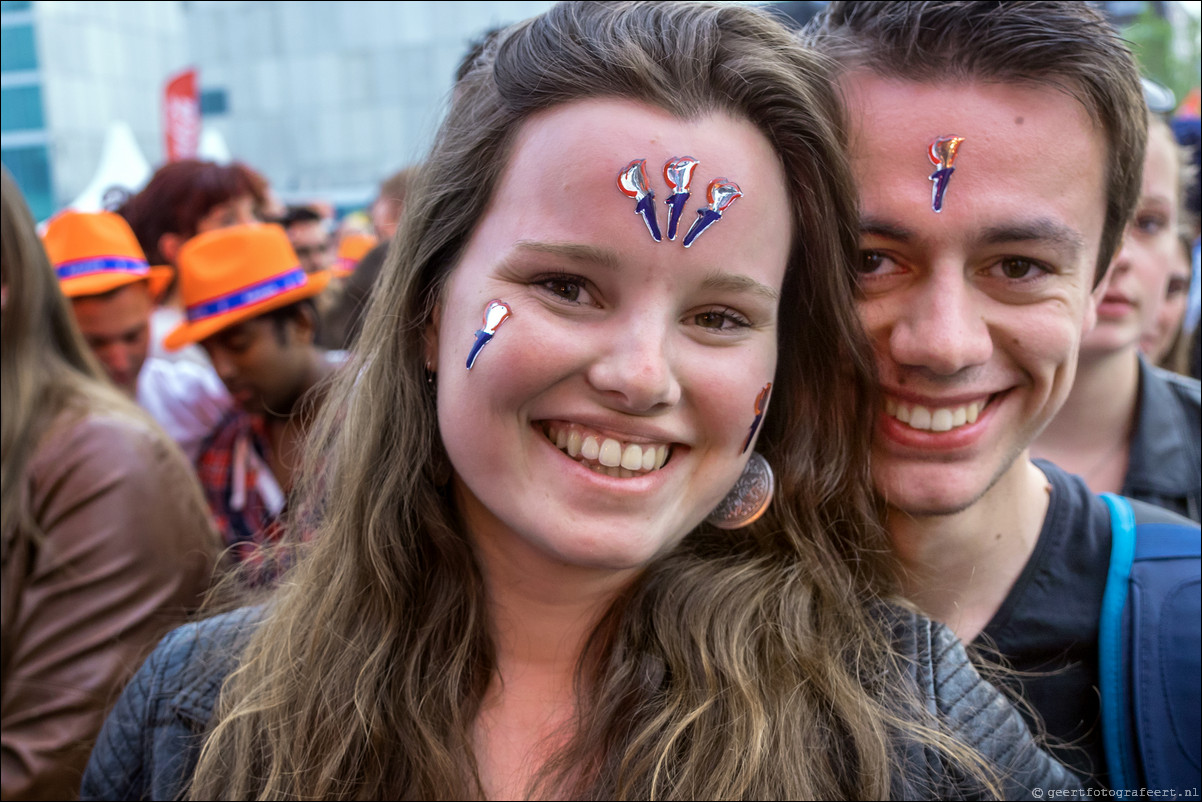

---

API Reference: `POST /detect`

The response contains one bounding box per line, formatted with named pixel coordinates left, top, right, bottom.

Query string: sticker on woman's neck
left=683, top=179, right=742, bottom=248
left=465, top=299, right=511, bottom=370
left=927, top=135, right=964, bottom=213
left=617, top=159, right=662, bottom=242
left=742, top=383, right=772, bottom=454
left=663, top=156, right=699, bottom=240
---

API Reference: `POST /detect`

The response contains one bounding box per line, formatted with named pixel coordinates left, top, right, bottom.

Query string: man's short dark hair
left=262, top=299, right=320, bottom=346
left=804, top=1, right=1148, bottom=286
left=277, top=205, right=325, bottom=230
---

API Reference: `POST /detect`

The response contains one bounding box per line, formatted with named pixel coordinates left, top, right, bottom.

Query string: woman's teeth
left=884, top=397, right=985, bottom=432
left=546, top=422, right=669, bottom=477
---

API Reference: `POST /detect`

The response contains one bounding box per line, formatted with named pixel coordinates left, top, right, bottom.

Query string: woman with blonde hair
left=83, top=3, right=1080, bottom=799
left=1, top=168, right=217, bottom=799
left=1035, top=111, right=1201, bottom=522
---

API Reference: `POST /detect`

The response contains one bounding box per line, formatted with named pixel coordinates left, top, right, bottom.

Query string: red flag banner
left=164, top=68, right=200, bottom=162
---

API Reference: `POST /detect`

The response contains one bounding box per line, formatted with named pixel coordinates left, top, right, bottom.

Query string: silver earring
left=705, top=451, right=774, bottom=530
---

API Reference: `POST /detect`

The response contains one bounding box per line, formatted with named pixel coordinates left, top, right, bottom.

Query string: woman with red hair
left=115, top=159, right=274, bottom=363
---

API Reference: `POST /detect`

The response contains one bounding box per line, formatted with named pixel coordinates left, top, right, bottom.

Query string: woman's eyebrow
left=511, top=240, right=621, bottom=269
left=700, top=270, right=779, bottom=302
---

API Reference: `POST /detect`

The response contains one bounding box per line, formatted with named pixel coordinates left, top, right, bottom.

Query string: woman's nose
left=584, top=316, right=682, bottom=412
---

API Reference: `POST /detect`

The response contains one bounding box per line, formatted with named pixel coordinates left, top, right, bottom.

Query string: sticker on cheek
left=927, top=135, right=965, bottom=213
left=465, top=299, right=512, bottom=370
left=682, top=179, right=742, bottom=249
left=663, top=156, right=699, bottom=241
left=742, top=382, right=773, bottom=454
left=617, top=159, right=662, bottom=242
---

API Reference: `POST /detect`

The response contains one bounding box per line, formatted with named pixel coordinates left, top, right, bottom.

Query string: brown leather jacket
left=1, top=409, right=219, bottom=801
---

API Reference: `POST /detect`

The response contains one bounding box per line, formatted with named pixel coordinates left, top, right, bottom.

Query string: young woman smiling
left=82, top=3, right=1081, bottom=799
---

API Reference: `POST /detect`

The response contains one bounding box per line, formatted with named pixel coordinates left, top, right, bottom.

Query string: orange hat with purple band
left=41, top=210, right=173, bottom=300
left=164, top=223, right=330, bottom=350
left=333, top=232, right=378, bottom=276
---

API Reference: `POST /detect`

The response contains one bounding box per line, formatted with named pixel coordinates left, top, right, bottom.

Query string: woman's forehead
left=506, top=100, right=778, bottom=196
left=464, top=98, right=794, bottom=279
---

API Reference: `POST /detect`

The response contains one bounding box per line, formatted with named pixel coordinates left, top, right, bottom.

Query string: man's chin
left=873, top=456, right=1023, bottom=521
left=885, top=494, right=984, bottom=519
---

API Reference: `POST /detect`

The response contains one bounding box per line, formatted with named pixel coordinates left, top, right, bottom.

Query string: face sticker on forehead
left=465, top=299, right=512, bottom=370
left=927, top=135, right=965, bottom=213
left=617, top=159, right=663, bottom=242
left=741, top=382, right=772, bottom=454
left=663, top=156, right=700, bottom=241
left=683, top=179, right=743, bottom=248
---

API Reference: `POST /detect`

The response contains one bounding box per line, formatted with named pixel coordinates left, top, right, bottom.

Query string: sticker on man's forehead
left=465, top=299, right=511, bottom=370
left=618, top=159, right=663, bottom=242
left=927, top=135, right=965, bottom=213
left=663, top=156, right=700, bottom=241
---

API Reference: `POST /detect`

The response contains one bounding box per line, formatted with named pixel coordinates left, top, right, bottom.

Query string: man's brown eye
left=1000, top=258, right=1038, bottom=279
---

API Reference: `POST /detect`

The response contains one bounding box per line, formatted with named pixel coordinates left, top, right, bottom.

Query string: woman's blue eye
left=1135, top=214, right=1166, bottom=235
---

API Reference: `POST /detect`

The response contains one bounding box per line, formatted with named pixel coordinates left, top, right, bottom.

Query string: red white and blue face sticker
left=618, top=159, right=663, bottom=242
left=465, top=299, right=512, bottom=370
left=662, top=156, right=699, bottom=241
left=618, top=159, right=742, bottom=248
left=683, top=179, right=743, bottom=248
left=742, top=382, right=772, bottom=454
left=927, top=135, right=965, bottom=213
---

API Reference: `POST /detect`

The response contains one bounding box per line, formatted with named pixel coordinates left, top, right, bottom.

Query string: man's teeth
left=546, top=423, right=669, bottom=476
left=884, top=397, right=982, bottom=432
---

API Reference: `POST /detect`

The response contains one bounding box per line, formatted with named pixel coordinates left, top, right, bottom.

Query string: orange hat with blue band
left=334, top=232, right=378, bottom=276
left=164, top=223, right=330, bottom=350
left=41, top=210, right=173, bottom=300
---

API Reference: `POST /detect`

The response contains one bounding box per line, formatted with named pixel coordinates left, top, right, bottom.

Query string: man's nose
left=887, top=272, right=993, bottom=376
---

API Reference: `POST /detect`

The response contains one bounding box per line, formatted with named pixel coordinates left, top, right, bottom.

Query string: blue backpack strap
left=1099, top=492, right=1138, bottom=791
left=1100, top=494, right=1202, bottom=796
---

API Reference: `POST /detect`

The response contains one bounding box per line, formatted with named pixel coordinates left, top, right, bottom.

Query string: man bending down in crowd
left=166, top=223, right=339, bottom=583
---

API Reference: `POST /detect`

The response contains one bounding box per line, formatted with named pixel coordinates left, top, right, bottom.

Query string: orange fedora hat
left=333, top=232, right=378, bottom=276
left=41, top=210, right=173, bottom=300
left=165, top=223, right=330, bottom=350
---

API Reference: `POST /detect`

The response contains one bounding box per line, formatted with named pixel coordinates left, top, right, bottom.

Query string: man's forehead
left=288, top=219, right=328, bottom=239
left=841, top=72, right=1101, bottom=170
left=204, top=316, right=271, bottom=345
left=844, top=72, right=1107, bottom=263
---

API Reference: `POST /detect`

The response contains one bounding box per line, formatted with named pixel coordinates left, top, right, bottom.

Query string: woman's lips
left=1097, top=292, right=1135, bottom=320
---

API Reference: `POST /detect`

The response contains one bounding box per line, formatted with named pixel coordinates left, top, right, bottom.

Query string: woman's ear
left=423, top=303, right=442, bottom=371
left=158, top=232, right=184, bottom=266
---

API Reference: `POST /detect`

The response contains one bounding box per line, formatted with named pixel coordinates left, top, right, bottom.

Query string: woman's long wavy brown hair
left=189, top=3, right=999, bottom=798
left=0, top=168, right=134, bottom=559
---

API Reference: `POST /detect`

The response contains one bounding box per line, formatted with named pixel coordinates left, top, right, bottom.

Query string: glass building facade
left=1, top=1, right=51, bottom=220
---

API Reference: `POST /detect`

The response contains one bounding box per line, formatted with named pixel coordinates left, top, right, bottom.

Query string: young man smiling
left=808, top=1, right=1199, bottom=791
